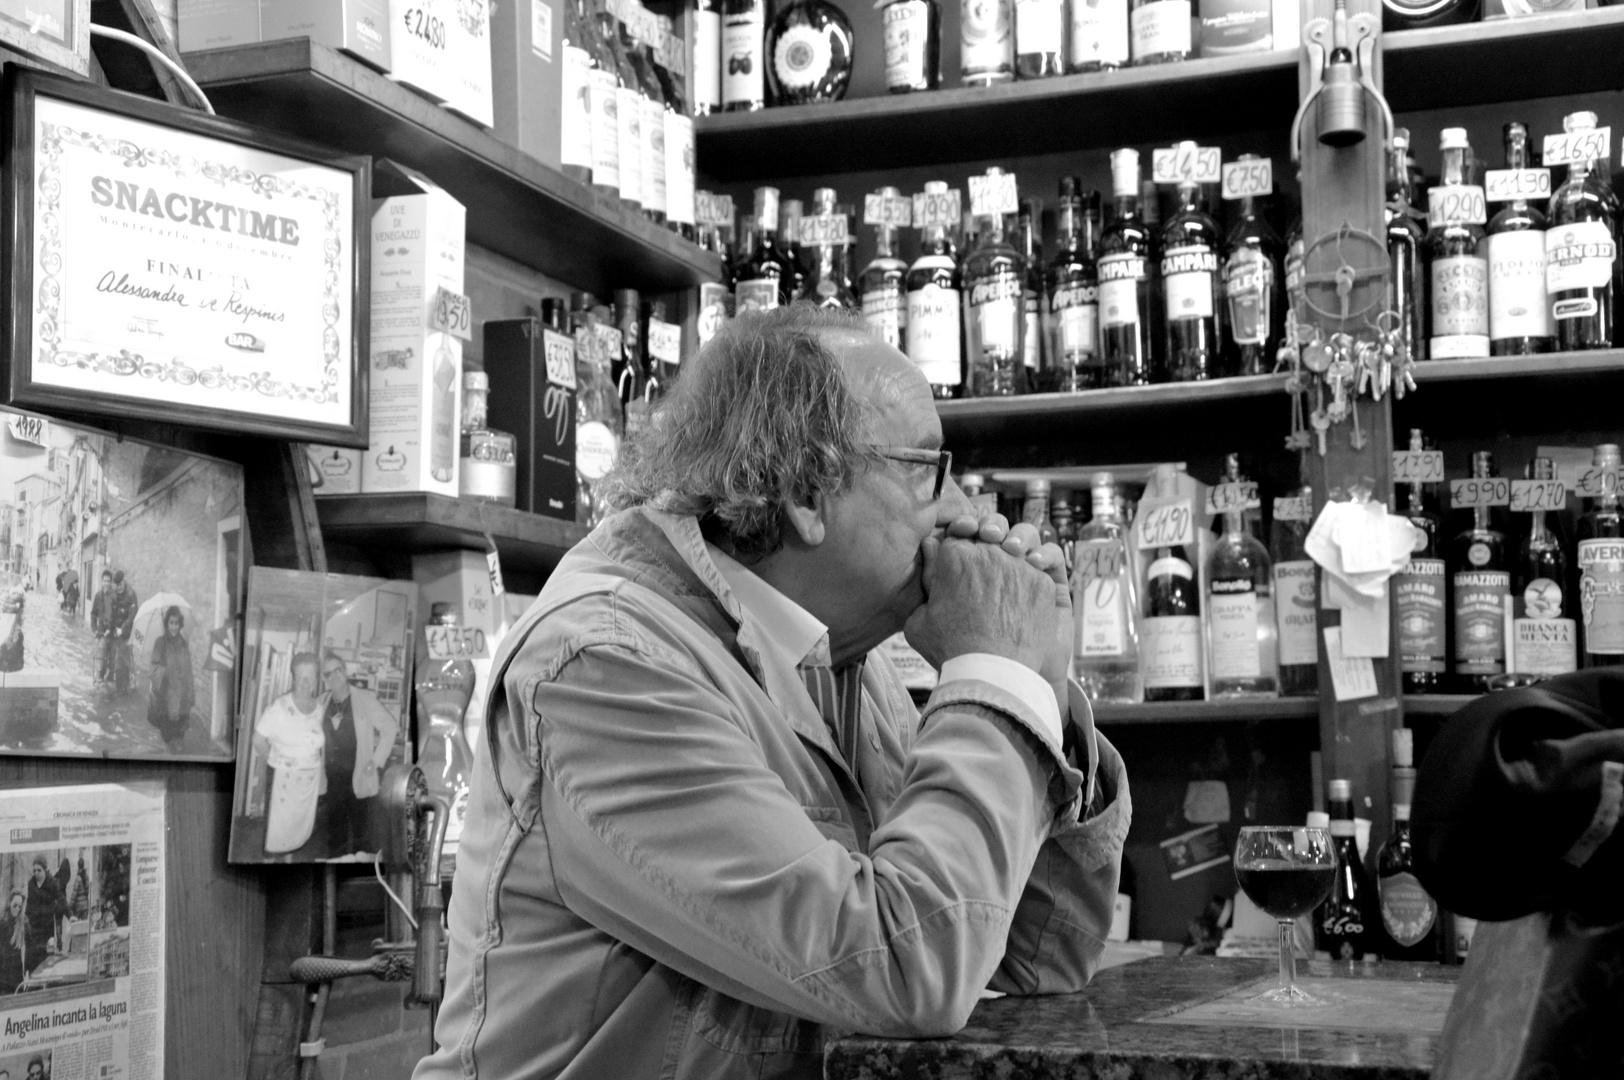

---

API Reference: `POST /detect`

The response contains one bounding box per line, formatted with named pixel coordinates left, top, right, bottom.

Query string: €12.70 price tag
left=647, top=318, right=681, bottom=365
left=1205, top=481, right=1260, bottom=515
left=425, top=622, right=489, bottom=661
left=1484, top=168, right=1552, bottom=203
left=1542, top=126, right=1611, bottom=167
left=1221, top=157, right=1273, bottom=200
left=1135, top=500, right=1195, bottom=551
left=798, top=212, right=849, bottom=247
left=1392, top=449, right=1445, bottom=484
left=542, top=328, right=577, bottom=390
left=968, top=172, right=1019, bottom=217
left=1273, top=494, right=1312, bottom=522
left=1510, top=479, right=1567, bottom=512
left=429, top=287, right=472, bottom=340
left=1427, top=185, right=1487, bottom=227
left=1152, top=145, right=1222, bottom=186
left=1450, top=476, right=1511, bottom=509
left=913, top=188, right=962, bottom=229
left=1574, top=464, right=1620, bottom=498
left=863, top=193, right=912, bottom=227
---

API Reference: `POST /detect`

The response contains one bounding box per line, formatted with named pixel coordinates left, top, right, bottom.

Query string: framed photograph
left=0, top=406, right=245, bottom=761
left=229, top=568, right=417, bottom=865
left=2, top=67, right=371, bottom=447
left=0, top=0, right=88, bottom=77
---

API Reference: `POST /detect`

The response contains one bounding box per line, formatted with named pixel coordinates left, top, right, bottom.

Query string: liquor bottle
left=1075, top=471, right=1144, bottom=704
left=1576, top=443, right=1624, bottom=668
left=1376, top=730, right=1444, bottom=962
left=458, top=370, right=517, bottom=506
left=1396, top=429, right=1446, bottom=693
left=586, top=0, right=621, bottom=200
left=1320, top=778, right=1375, bottom=961
left=907, top=180, right=964, bottom=398
left=571, top=293, right=624, bottom=525
left=560, top=0, right=596, bottom=186
left=963, top=182, right=1026, bottom=397
left=1206, top=454, right=1278, bottom=697
left=800, top=188, right=857, bottom=309
left=860, top=189, right=909, bottom=350
left=1161, top=167, right=1222, bottom=382
left=1099, top=149, right=1156, bottom=387
left=1141, top=463, right=1204, bottom=702
left=882, top=0, right=941, bottom=92
left=1426, top=127, right=1489, bottom=359
left=1386, top=129, right=1426, bottom=363
left=1015, top=0, right=1065, bottom=77
left=735, top=187, right=787, bottom=311
left=1513, top=456, right=1576, bottom=678
left=1547, top=110, right=1617, bottom=351
left=1451, top=450, right=1511, bottom=692
left=1382, top=0, right=1477, bottom=32
left=780, top=198, right=811, bottom=298
left=430, top=342, right=458, bottom=483
left=721, top=0, right=766, bottom=111
left=415, top=602, right=478, bottom=866
left=614, top=288, right=653, bottom=439
left=731, top=212, right=758, bottom=292
left=1022, top=479, right=1060, bottom=545
left=599, top=0, right=643, bottom=212
left=1222, top=158, right=1284, bottom=377
left=1069, top=0, right=1128, bottom=70
left=1488, top=122, right=1553, bottom=356
left=654, top=17, right=697, bottom=239
left=1052, top=490, right=1077, bottom=567
left=1271, top=485, right=1318, bottom=697
left=1129, top=0, right=1190, bottom=64
left=961, top=0, right=1015, bottom=85
left=1046, top=179, right=1101, bottom=391
left=644, top=297, right=680, bottom=391
left=697, top=235, right=733, bottom=350
left=1016, top=199, right=1045, bottom=390
left=627, top=12, right=666, bottom=225
left=766, top=0, right=854, bottom=105
left=692, top=0, right=722, bottom=115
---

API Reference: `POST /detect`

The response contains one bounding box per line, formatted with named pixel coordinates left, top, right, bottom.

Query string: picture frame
left=2, top=67, right=372, bottom=447
left=0, top=0, right=89, bottom=77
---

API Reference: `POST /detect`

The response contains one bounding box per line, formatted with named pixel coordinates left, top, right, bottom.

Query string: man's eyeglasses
left=871, top=446, right=952, bottom=500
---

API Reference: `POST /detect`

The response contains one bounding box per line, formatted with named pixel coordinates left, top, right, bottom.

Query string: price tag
left=967, top=172, right=1019, bottom=217
left=485, top=532, right=506, bottom=601
left=542, top=327, right=577, bottom=390
left=1152, top=145, right=1222, bottom=186
left=1574, top=465, right=1620, bottom=498
left=1073, top=540, right=1125, bottom=584
left=1510, top=478, right=1567, bottom=512
left=912, top=188, right=962, bottom=229
left=1450, top=476, right=1512, bottom=509
left=695, top=191, right=735, bottom=227
left=1273, top=495, right=1312, bottom=522
left=1134, top=499, right=1196, bottom=551
left=4, top=413, right=48, bottom=448
left=647, top=318, right=681, bottom=365
left=424, top=622, right=489, bottom=661
left=1484, top=168, right=1552, bottom=203
left=798, top=211, right=849, bottom=247
left=1221, top=157, right=1273, bottom=200
left=1427, top=185, right=1487, bottom=227
left=1204, top=481, right=1261, bottom=515
left=1391, top=449, right=1445, bottom=484
left=863, top=192, right=912, bottom=227
left=1543, top=126, right=1611, bottom=167
left=428, top=286, right=473, bottom=340
left=594, top=324, right=623, bottom=365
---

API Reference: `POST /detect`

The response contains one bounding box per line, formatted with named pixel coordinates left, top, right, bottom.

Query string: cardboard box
left=483, top=319, right=577, bottom=521
left=412, top=550, right=500, bottom=644
left=261, top=0, right=392, bottom=70
left=490, top=0, right=563, bottom=169
left=388, top=0, right=493, bottom=126
left=305, top=443, right=363, bottom=494
left=180, top=0, right=261, bottom=50
left=1199, top=0, right=1272, bottom=55
left=363, top=164, right=466, bottom=497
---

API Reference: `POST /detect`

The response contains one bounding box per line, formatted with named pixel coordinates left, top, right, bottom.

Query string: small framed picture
left=0, top=0, right=89, bottom=77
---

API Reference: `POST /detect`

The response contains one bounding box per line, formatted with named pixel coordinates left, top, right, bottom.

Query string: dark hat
left=113, top=570, right=125, bottom=584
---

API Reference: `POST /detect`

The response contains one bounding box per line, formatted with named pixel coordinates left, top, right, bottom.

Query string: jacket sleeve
left=529, top=636, right=1076, bottom=1038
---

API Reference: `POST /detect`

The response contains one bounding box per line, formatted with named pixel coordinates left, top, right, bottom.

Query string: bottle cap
left=569, top=290, right=596, bottom=311
left=960, top=471, right=986, bottom=490
left=1025, top=478, right=1051, bottom=496
left=878, top=184, right=901, bottom=199
left=1391, top=727, right=1414, bottom=768
left=1392, top=127, right=1410, bottom=150
left=430, top=601, right=458, bottom=624
left=1328, top=778, right=1351, bottom=800
left=463, top=370, right=488, bottom=391
left=1564, top=110, right=1599, bottom=132
left=1596, top=443, right=1621, bottom=466
left=1439, top=127, right=1470, bottom=151
left=1110, top=149, right=1139, bottom=198
left=1306, top=810, right=1331, bottom=829
left=1505, top=121, right=1528, bottom=140
left=1092, top=471, right=1115, bottom=489
left=754, top=187, right=780, bottom=232
left=1472, top=449, right=1495, bottom=478
left=1531, top=456, right=1554, bottom=481
left=541, top=297, right=567, bottom=330
left=924, top=179, right=948, bottom=194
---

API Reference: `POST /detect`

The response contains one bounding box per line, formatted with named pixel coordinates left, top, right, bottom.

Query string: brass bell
left=1316, top=55, right=1366, bottom=148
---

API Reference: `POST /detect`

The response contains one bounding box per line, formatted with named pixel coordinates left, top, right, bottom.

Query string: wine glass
left=1233, top=825, right=1336, bottom=1006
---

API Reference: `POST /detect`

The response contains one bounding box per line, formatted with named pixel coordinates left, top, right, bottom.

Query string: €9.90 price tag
left=863, top=193, right=912, bottom=228
left=968, top=171, right=1019, bottom=217
left=1273, top=494, right=1312, bottom=522
left=425, top=622, right=489, bottom=661
left=1484, top=168, right=1552, bottom=203
left=1427, top=185, right=1487, bottom=227
left=1392, top=449, right=1445, bottom=484
left=798, top=212, right=849, bottom=247
left=1450, top=476, right=1512, bottom=509
left=1221, top=157, right=1273, bottom=200
left=647, top=318, right=681, bottom=365
left=542, top=327, right=577, bottom=391
left=1542, top=126, right=1611, bottom=167
left=1574, top=464, right=1620, bottom=498
left=913, top=187, right=962, bottom=229
left=1205, top=481, right=1261, bottom=515
left=1510, top=478, right=1567, bottom=512
left=429, top=286, right=472, bottom=341
left=1135, top=499, right=1195, bottom=551
left=1152, top=145, right=1222, bottom=186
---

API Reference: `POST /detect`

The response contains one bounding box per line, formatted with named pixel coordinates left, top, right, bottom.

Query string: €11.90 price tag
left=1450, top=476, right=1511, bottom=509
left=425, top=622, right=489, bottom=661
left=913, top=187, right=961, bottom=229
left=1542, top=126, right=1611, bottom=167
left=1391, top=449, right=1444, bottom=484
left=863, top=193, right=912, bottom=227
left=1510, top=479, right=1567, bottom=512
left=1221, top=157, right=1273, bottom=200
left=1135, top=500, right=1195, bottom=551
left=968, top=172, right=1019, bottom=217
left=1484, top=168, right=1552, bottom=203
left=1152, top=145, right=1221, bottom=186
left=1427, top=185, right=1487, bottom=227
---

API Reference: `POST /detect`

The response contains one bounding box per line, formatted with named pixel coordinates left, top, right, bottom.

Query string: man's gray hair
left=603, top=305, right=883, bottom=561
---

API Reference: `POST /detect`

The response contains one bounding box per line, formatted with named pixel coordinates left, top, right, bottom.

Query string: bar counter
left=826, top=955, right=1460, bottom=1079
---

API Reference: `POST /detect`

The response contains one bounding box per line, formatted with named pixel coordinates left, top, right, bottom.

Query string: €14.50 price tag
left=647, top=318, right=681, bottom=365
left=1542, top=126, right=1611, bottom=167
left=913, top=187, right=962, bottom=229
left=968, top=171, right=1019, bottom=217
left=1205, top=481, right=1260, bottom=515
left=429, top=287, right=472, bottom=340
left=425, top=622, right=489, bottom=661
left=1484, top=168, right=1552, bottom=202
left=1273, top=494, right=1312, bottom=522
left=1427, top=185, right=1487, bottom=227
left=1221, top=157, right=1273, bottom=200
left=1152, top=145, right=1222, bottom=186
left=1450, top=476, right=1512, bottom=509
left=1510, top=478, right=1567, bottom=512
left=1574, top=464, right=1620, bottom=498
left=1392, top=449, right=1445, bottom=484
left=863, top=193, right=912, bottom=227
left=799, top=212, right=849, bottom=247
left=1135, top=500, right=1195, bottom=551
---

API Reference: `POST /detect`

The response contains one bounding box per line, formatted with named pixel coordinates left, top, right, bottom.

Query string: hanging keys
left=1349, top=393, right=1367, bottom=449
left=1326, top=352, right=1354, bottom=424
left=1310, top=407, right=1331, bottom=456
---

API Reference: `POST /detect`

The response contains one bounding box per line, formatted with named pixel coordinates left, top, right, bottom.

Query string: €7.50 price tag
left=646, top=318, right=681, bottom=365
left=968, top=171, right=1019, bottom=217
left=1205, top=481, right=1260, bottom=515
left=1450, top=476, right=1512, bottom=509
left=1484, top=168, right=1552, bottom=203
left=425, top=622, right=489, bottom=661
left=1574, top=464, right=1620, bottom=498
left=1221, top=157, right=1273, bottom=200
left=429, top=287, right=472, bottom=340
left=1427, top=185, right=1487, bottom=227
left=1510, top=478, right=1567, bottom=512
left=1135, top=500, right=1195, bottom=551
left=1152, top=145, right=1222, bottom=186
left=798, top=212, right=849, bottom=247
left=1273, top=494, right=1312, bottom=522
left=863, top=193, right=912, bottom=227
left=1392, top=449, right=1445, bottom=484
left=1543, top=126, right=1611, bottom=167
left=913, top=187, right=962, bottom=229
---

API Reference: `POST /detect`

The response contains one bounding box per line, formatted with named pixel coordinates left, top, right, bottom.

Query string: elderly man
left=416, top=306, right=1130, bottom=1080
left=318, top=650, right=400, bottom=854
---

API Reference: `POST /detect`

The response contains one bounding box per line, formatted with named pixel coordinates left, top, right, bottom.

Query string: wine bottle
left=1099, top=148, right=1156, bottom=387
left=691, top=0, right=722, bottom=115
left=1161, top=162, right=1222, bottom=382
left=1141, top=463, right=1204, bottom=702
left=1512, top=456, right=1576, bottom=678
left=625, top=11, right=666, bottom=225
left=585, top=0, right=622, bottom=199
left=766, top=0, right=854, bottom=105
left=1070, top=0, right=1128, bottom=70
left=1451, top=450, right=1511, bottom=692
left=1206, top=453, right=1278, bottom=698
left=1487, top=122, right=1553, bottom=356
left=860, top=187, right=909, bottom=350
left=963, top=176, right=1026, bottom=398
left=1320, top=778, right=1375, bottom=961
left=735, top=187, right=787, bottom=311
left=600, top=0, right=643, bottom=212
left=1046, top=178, right=1102, bottom=391
left=1385, top=129, right=1425, bottom=364
left=654, top=15, right=696, bottom=240
left=1376, top=730, right=1444, bottom=962
left=1222, top=156, right=1284, bottom=378
left=779, top=198, right=811, bottom=299
left=1547, top=110, right=1618, bottom=352
left=1396, top=428, right=1446, bottom=693
left=908, top=181, right=964, bottom=399
left=882, top=0, right=941, bottom=92
left=1016, top=198, right=1045, bottom=390
left=961, top=0, right=1015, bottom=85
left=1129, top=0, right=1190, bottom=64
left=1425, top=127, right=1489, bottom=359
left=560, top=0, right=596, bottom=186
left=721, top=0, right=766, bottom=111
left=1271, top=485, right=1318, bottom=697
left=1015, top=0, right=1065, bottom=77
left=1577, top=442, right=1624, bottom=668
left=1075, top=471, right=1144, bottom=704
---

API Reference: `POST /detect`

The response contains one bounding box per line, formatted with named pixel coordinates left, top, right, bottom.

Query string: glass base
left=1250, top=983, right=1330, bottom=1007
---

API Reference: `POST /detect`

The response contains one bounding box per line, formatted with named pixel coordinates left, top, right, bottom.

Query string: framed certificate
left=0, top=0, right=88, bottom=76
left=3, top=67, right=371, bottom=446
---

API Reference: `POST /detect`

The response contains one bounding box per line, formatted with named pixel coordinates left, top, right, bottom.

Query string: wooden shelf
left=315, top=493, right=586, bottom=576
left=1411, top=349, right=1624, bottom=384
left=696, top=8, right=1624, bottom=181
left=183, top=39, right=721, bottom=297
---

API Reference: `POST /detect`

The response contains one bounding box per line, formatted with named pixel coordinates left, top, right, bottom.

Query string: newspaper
left=0, top=782, right=165, bottom=1080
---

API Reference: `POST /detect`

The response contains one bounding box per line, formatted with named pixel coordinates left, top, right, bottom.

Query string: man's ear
left=782, top=488, right=826, bottom=547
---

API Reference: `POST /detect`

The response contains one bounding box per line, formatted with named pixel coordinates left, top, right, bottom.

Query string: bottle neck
left=1113, top=192, right=1138, bottom=220
left=1024, top=495, right=1050, bottom=523
left=1091, top=487, right=1115, bottom=520
left=1056, top=201, right=1079, bottom=250
left=1016, top=217, right=1037, bottom=260
left=1442, top=146, right=1469, bottom=187
left=1388, top=148, right=1413, bottom=206
left=874, top=226, right=895, bottom=259
left=1080, top=208, right=1100, bottom=254
left=1177, top=184, right=1199, bottom=215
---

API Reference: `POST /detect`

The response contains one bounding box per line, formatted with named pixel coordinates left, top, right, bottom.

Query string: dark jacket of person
left=108, top=586, right=138, bottom=640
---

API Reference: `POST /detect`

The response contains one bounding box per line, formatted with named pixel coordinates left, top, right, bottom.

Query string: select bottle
left=1425, top=127, right=1489, bottom=359
left=1577, top=442, right=1624, bottom=668
left=1161, top=165, right=1222, bottom=382
left=1222, top=159, right=1284, bottom=377
left=1547, top=110, right=1618, bottom=351
left=860, top=188, right=909, bottom=350
left=1098, top=149, right=1157, bottom=387
left=1205, top=454, right=1278, bottom=698
left=908, top=180, right=964, bottom=398
left=1487, top=122, right=1553, bottom=355
left=1512, top=456, right=1576, bottom=678
left=1046, top=179, right=1102, bottom=391
left=1451, top=450, right=1511, bottom=692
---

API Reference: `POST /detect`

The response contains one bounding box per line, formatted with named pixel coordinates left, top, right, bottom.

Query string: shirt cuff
left=938, top=653, right=1064, bottom=750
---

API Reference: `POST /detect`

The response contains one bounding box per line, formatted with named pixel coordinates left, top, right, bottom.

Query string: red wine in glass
left=1235, top=861, right=1336, bottom=920
left=1234, top=826, right=1336, bottom=1006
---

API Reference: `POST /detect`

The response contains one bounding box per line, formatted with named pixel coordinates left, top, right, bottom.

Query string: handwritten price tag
left=913, top=188, right=962, bottom=229
left=863, top=193, right=912, bottom=227
left=968, top=172, right=1019, bottom=217
left=429, top=287, right=473, bottom=340
left=1484, top=168, right=1552, bottom=202
left=1427, top=185, right=1487, bottom=227
left=1574, top=465, right=1619, bottom=498
left=1152, top=145, right=1222, bottom=186
left=541, top=327, right=577, bottom=390
left=695, top=191, right=735, bottom=227
left=1221, top=157, right=1273, bottom=200
left=1205, top=481, right=1261, bottom=515
left=4, top=413, right=48, bottom=448
left=1135, top=500, right=1196, bottom=551
left=1450, top=476, right=1511, bottom=509
left=1392, top=449, right=1445, bottom=484
left=1510, top=478, right=1567, bottom=512
left=647, top=318, right=681, bottom=365
left=1273, top=495, right=1312, bottom=522
left=1543, top=126, right=1611, bottom=167
left=424, top=623, right=489, bottom=661
left=1073, top=540, right=1125, bottom=584
left=798, top=212, right=849, bottom=247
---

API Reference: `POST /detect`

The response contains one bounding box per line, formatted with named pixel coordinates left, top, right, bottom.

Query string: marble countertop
left=825, top=955, right=1460, bottom=1079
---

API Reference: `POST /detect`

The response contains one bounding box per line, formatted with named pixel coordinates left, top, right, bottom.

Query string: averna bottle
left=1206, top=454, right=1278, bottom=698
left=1396, top=428, right=1446, bottom=693
left=415, top=603, right=478, bottom=869
left=766, top=0, right=854, bottom=105
left=1016, top=199, right=1045, bottom=390
left=1161, top=165, right=1222, bottom=382
left=1376, top=731, right=1444, bottom=962
left=430, top=342, right=458, bottom=484
left=1512, top=456, right=1576, bottom=678
left=1099, top=148, right=1156, bottom=387
left=1576, top=443, right=1624, bottom=668
left=1425, top=127, right=1488, bottom=359
left=860, top=188, right=909, bottom=350
left=1320, top=778, right=1375, bottom=961
left=1141, top=463, right=1204, bottom=702
left=1271, top=485, right=1318, bottom=697
left=1451, top=450, right=1511, bottom=692
left=1070, top=0, right=1128, bottom=70
left=1385, top=129, right=1425, bottom=362
left=1074, top=471, right=1144, bottom=704
left=560, top=0, right=596, bottom=186
left=882, top=0, right=941, bottom=92
left=799, top=187, right=857, bottom=309
left=908, top=180, right=964, bottom=398
left=735, top=187, right=788, bottom=311
left=1488, top=122, right=1553, bottom=356
left=1015, top=0, right=1065, bottom=78
left=1046, top=178, right=1102, bottom=391
left=1222, top=157, right=1284, bottom=377
left=1547, top=110, right=1617, bottom=352
left=721, top=0, right=766, bottom=111
left=1130, top=0, right=1190, bottom=64
left=691, top=0, right=722, bottom=115
left=963, top=181, right=1026, bottom=397
left=961, top=0, right=1015, bottom=85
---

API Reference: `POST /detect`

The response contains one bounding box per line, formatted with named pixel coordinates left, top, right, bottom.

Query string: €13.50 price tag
left=1152, top=145, right=1222, bottom=186
left=1484, top=168, right=1552, bottom=202
left=1510, top=479, right=1567, bottom=512
left=913, top=187, right=961, bottom=229
left=1392, top=449, right=1445, bottom=484
left=968, top=172, right=1019, bottom=217
left=425, top=623, right=489, bottom=661
left=1273, top=494, right=1312, bottom=522
left=1543, top=126, right=1611, bottom=167
left=1450, top=476, right=1512, bottom=509
left=1135, top=500, right=1195, bottom=551
left=646, top=318, right=681, bottom=365
left=1427, top=185, right=1487, bottom=227
left=429, top=287, right=472, bottom=341
left=1205, top=481, right=1260, bottom=515
left=1574, top=465, right=1620, bottom=498
left=798, top=212, right=849, bottom=247
left=863, top=193, right=912, bottom=228
left=1221, top=157, right=1273, bottom=200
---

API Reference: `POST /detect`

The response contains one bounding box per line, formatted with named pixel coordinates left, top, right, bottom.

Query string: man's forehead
left=821, top=329, right=941, bottom=446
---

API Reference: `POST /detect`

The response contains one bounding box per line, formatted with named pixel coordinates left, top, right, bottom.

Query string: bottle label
left=1397, top=558, right=1446, bottom=674
left=1208, top=582, right=1260, bottom=679
left=664, top=112, right=695, bottom=225
left=1546, top=220, right=1616, bottom=293
left=1224, top=251, right=1273, bottom=345
left=735, top=278, right=780, bottom=313
left=1055, top=289, right=1098, bottom=356
left=883, top=0, right=930, bottom=89
left=1579, top=538, right=1624, bottom=653
left=698, top=282, right=730, bottom=347
left=1071, top=0, right=1129, bottom=66
left=1098, top=253, right=1146, bottom=328
left=617, top=85, right=643, bottom=204
left=1199, top=0, right=1270, bottom=53
left=1162, top=245, right=1217, bottom=321
left=960, top=0, right=1013, bottom=74
left=722, top=5, right=765, bottom=107
left=1430, top=255, right=1489, bottom=355
left=1273, top=560, right=1317, bottom=667
left=694, top=9, right=722, bottom=109
left=1077, top=544, right=1129, bottom=658
left=772, top=23, right=831, bottom=90
left=576, top=419, right=618, bottom=480
left=1141, top=614, right=1202, bottom=688
left=907, top=282, right=961, bottom=384
left=1016, top=0, right=1064, bottom=51
left=642, top=97, right=666, bottom=214
left=589, top=68, right=620, bottom=188
left=1454, top=569, right=1510, bottom=674
left=1514, top=614, right=1577, bottom=675
left=1487, top=230, right=1551, bottom=340
left=1379, top=872, right=1437, bottom=948
left=1130, top=0, right=1190, bottom=60
left=862, top=285, right=907, bottom=349
left=970, top=275, right=1020, bottom=354
left=561, top=45, right=592, bottom=170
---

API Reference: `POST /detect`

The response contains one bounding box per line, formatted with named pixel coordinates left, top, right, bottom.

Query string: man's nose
left=935, top=472, right=976, bottom=519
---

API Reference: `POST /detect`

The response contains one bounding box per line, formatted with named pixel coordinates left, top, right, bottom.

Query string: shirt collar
left=706, top=543, right=831, bottom=668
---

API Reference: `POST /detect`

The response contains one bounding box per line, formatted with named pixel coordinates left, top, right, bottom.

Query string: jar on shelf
left=459, top=370, right=518, bottom=507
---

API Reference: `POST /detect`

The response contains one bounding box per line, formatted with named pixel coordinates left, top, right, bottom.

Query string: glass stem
left=1278, top=918, right=1297, bottom=995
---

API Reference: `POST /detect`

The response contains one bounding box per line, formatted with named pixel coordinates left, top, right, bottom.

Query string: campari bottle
left=1098, top=148, right=1156, bottom=387
left=1161, top=166, right=1222, bottom=382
